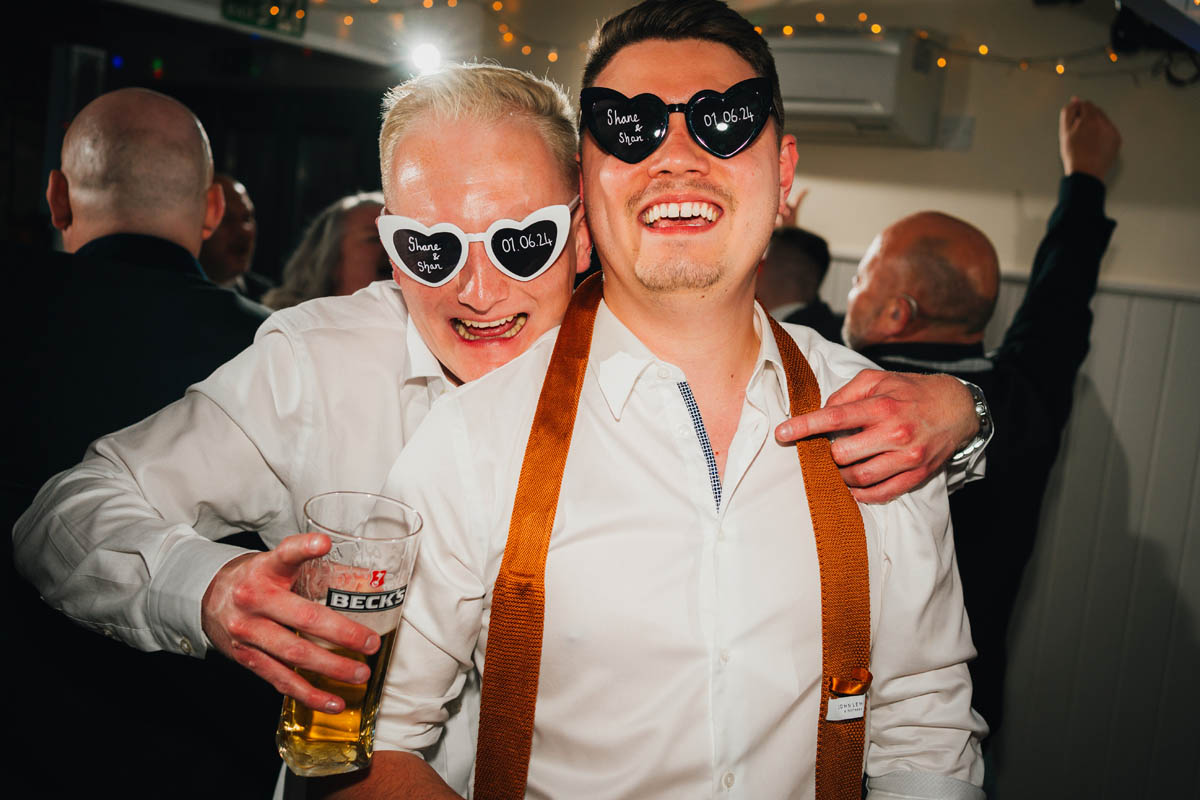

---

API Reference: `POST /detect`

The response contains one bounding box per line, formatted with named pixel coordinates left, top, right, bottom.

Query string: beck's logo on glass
left=326, top=585, right=407, bottom=612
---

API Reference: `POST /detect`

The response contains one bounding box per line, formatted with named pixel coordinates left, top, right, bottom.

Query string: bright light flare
left=411, top=43, right=442, bottom=75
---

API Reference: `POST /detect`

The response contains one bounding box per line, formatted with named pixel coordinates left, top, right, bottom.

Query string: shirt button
left=716, top=528, right=725, bottom=542
left=720, top=648, right=731, bottom=664
left=179, top=637, right=193, bottom=655
left=657, top=366, right=670, bottom=380
left=723, top=771, right=735, bottom=789
left=103, top=627, right=116, bottom=639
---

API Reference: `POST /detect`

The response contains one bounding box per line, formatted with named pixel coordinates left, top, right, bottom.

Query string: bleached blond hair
left=378, top=63, right=577, bottom=207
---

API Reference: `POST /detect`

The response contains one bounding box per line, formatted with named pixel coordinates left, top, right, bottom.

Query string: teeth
left=640, top=201, right=719, bottom=225
left=454, top=314, right=526, bottom=341
left=460, top=315, right=515, bottom=329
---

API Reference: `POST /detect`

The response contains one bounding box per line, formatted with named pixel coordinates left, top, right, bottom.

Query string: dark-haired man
left=758, top=225, right=843, bottom=342
left=342, top=2, right=985, bottom=798
left=199, top=173, right=276, bottom=301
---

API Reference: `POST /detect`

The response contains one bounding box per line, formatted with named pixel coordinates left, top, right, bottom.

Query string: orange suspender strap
left=473, top=274, right=871, bottom=800
left=472, top=274, right=603, bottom=800
left=766, top=313, right=873, bottom=800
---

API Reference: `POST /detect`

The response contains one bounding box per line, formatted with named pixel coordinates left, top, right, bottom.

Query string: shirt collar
left=76, top=233, right=206, bottom=279
left=589, top=300, right=659, bottom=420
left=752, top=301, right=790, bottom=413
left=403, top=302, right=451, bottom=387
left=589, top=299, right=789, bottom=420
left=858, top=340, right=986, bottom=364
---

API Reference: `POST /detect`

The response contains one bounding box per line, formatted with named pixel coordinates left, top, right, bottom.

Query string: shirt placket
left=712, top=376, right=772, bottom=798
left=656, top=364, right=772, bottom=798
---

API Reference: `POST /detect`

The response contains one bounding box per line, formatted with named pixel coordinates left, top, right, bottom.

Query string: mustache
left=624, top=178, right=736, bottom=216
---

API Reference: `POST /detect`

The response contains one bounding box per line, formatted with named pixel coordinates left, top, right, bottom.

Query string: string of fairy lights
left=304, top=0, right=567, bottom=63
left=748, top=10, right=1163, bottom=80
left=241, top=2, right=1193, bottom=81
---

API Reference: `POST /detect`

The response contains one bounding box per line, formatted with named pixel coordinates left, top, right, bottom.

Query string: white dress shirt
left=12, top=279, right=481, bottom=796
left=14, top=281, right=449, bottom=657
left=377, top=299, right=986, bottom=799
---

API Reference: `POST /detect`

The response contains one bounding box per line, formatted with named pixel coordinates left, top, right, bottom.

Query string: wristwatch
left=949, top=379, right=993, bottom=465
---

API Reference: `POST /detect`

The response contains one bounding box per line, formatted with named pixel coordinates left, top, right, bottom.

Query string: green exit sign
left=221, top=0, right=308, bottom=38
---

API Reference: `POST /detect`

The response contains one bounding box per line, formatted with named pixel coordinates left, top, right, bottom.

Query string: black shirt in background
left=859, top=174, right=1116, bottom=736
left=4, top=233, right=279, bottom=799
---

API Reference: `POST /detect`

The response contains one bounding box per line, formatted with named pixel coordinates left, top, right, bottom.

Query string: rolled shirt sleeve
left=864, top=473, right=987, bottom=797
left=13, top=327, right=307, bottom=657
left=14, top=283, right=446, bottom=663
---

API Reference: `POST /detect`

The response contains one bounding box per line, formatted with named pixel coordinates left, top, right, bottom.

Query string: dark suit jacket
left=4, top=233, right=279, bottom=798
left=859, top=174, right=1115, bottom=736
left=7, top=233, right=268, bottom=497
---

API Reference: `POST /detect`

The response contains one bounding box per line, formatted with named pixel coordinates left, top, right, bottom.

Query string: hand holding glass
left=276, top=492, right=422, bottom=777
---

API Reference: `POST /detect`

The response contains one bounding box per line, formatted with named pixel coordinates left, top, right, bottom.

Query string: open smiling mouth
left=640, top=201, right=722, bottom=229
left=453, top=313, right=528, bottom=341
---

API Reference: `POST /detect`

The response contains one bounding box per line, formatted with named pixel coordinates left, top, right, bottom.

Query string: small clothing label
left=826, top=694, right=866, bottom=721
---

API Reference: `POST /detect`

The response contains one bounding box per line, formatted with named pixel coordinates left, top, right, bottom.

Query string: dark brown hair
left=767, top=227, right=831, bottom=300
left=582, top=0, right=784, bottom=130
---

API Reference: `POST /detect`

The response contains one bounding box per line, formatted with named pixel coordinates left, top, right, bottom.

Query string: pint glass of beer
left=276, top=491, right=422, bottom=777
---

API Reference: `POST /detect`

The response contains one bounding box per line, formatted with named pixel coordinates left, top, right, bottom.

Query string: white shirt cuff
left=867, top=771, right=985, bottom=800
left=147, top=531, right=258, bottom=657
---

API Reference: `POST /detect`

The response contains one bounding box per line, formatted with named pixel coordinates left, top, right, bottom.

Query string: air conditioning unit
left=767, top=29, right=945, bottom=147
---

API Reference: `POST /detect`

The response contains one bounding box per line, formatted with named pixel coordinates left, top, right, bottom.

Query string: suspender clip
left=827, top=667, right=872, bottom=697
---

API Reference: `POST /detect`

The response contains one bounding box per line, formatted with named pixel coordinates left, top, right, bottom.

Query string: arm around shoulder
left=12, top=391, right=287, bottom=655
left=12, top=329, right=306, bottom=655
left=776, top=369, right=983, bottom=502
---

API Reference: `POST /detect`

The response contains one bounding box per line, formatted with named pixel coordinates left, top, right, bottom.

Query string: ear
left=777, top=133, right=799, bottom=211
left=881, top=295, right=914, bottom=337
left=200, top=181, right=226, bottom=241
left=46, top=169, right=72, bottom=232
left=572, top=199, right=591, bottom=275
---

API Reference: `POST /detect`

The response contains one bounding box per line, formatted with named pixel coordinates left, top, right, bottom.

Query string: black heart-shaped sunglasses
left=377, top=197, right=579, bottom=288
left=580, top=77, right=779, bottom=164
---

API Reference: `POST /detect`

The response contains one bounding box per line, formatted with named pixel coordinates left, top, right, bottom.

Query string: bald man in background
left=3, top=87, right=274, bottom=798
left=841, top=98, right=1121, bottom=759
